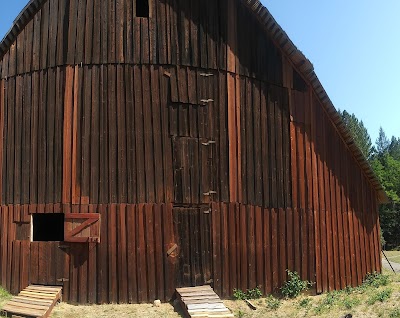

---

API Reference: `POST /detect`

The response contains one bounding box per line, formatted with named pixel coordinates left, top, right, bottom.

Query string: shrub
left=265, top=295, right=281, bottom=310
left=246, top=287, right=263, bottom=299
left=233, top=288, right=247, bottom=300
left=281, top=270, right=313, bottom=298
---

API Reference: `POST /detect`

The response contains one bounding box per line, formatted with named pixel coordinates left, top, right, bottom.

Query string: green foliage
left=339, top=110, right=373, bottom=160
left=233, top=288, right=247, bottom=300
left=233, top=287, right=263, bottom=300
left=368, top=126, right=400, bottom=248
left=341, top=296, right=360, bottom=309
left=366, top=288, right=392, bottom=305
left=375, top=127, right=390, bottom=156
left=280, top=270, right=313, bottom=298
left=237, top=310, right=246, bottom=318
left=265, top=295, right=281, bottom=310
left=363, top=272, right=390, bottom=288
left=246, top=287, right=263, bottom=299
left=297, top=297, right=311, bottom=309
left=389, top=308, right=400, bottom=318
left=0, top=286, right=10, bottom=299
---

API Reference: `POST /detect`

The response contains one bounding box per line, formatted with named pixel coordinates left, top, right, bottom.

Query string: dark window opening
left=293, top=69, right=308, bottom=92
left=33, top=214, right=64, bottom=242
left=136, top=0, right=150, bottom=18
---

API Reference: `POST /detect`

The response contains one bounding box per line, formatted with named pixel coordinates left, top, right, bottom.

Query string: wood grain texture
left=0, top=0, right=382, bottom=304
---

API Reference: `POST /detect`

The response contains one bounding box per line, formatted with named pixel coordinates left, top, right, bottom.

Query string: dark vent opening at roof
left=293, top=68, right=308, bottom=92
left=136, top=0, right=150, bottom=18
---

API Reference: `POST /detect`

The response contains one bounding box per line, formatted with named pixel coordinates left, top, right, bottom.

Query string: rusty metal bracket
left=203, top=191, right=217, bottom=196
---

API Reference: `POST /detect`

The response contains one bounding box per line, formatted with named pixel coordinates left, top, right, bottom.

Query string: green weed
left=389, top=308, right=400, bottom=318
left=297, top=297, right=312, bottom=309
left=366, top=288, right=392, bottom=305
left=265, top=295, right=281, bottom=310
left=233, top=287, right=263, bottom=300
left=363, top=272, right=390, bottom=288
left=280, top=270, right=313, bottom=298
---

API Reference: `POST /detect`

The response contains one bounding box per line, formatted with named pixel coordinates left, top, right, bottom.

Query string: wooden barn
left=0, top=0, right=388, bottom=304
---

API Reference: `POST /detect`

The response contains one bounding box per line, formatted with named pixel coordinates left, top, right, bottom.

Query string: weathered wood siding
left=0, top=0, right=382, bottom=303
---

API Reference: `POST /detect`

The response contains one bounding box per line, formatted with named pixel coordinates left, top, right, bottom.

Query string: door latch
left=203, top=191, right=217, bottom=196
left=200, top=99, right=214, bottom=104
left=201, top=140, right=216, bottom=146
left=200, top=73, right=214, bottom=77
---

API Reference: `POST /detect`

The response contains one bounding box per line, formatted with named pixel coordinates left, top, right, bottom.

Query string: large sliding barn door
left=173, top=206, right=212, bottom=287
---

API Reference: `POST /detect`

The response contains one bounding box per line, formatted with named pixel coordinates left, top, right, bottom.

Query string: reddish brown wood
left=0, top=0, right=385, bottom=304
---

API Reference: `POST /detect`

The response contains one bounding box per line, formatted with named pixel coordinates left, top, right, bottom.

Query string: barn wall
left=0, top=0, right=382, bottom=303
left=0, top=203, right=316, bottom=302
left=0, top=0, right=282, bottom=82
left=288, top=79, right=382, bottom=293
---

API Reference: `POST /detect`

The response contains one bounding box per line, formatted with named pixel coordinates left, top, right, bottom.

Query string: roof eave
left=242, top=0, right=389, bottom=205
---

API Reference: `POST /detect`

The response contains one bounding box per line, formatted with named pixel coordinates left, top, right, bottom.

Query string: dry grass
left=384, top=251, right=400, bottom=263
left=0, top=270, right=399, bottom=318
left=225, top=269, right=400, bottom=318
left=51, top=302, right=184, bottom=318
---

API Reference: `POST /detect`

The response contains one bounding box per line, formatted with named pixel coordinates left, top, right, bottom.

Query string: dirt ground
left=51, top=302, right=184, bottom=318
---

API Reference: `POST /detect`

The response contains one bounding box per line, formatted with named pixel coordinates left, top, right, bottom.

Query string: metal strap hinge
left=202, top=140, right=216, bottom=146
left=203, top=191, right=217, bottom=196
left=57, top=278, right=70, bottom=282
left=200, top=73, right=214, bottom=77
left=200, top=99, right=214, bottom=104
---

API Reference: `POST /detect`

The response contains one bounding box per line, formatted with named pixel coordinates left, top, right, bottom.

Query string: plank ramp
left=176, top=286, right=234, bottom=318
left=1, top=285, right=62, bottom=318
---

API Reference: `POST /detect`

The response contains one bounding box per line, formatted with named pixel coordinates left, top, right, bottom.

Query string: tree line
left=339, top=110, right=400, bottom=249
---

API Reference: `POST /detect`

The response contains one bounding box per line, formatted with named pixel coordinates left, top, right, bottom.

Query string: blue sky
left=0, top=0, right=399, bottom=143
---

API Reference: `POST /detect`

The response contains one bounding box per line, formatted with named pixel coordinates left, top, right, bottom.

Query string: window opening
left=293, top=69, right=308, bottom=92
left=32, top=213, right=65, bottom=242
left=136, top=0, right=150, bottom=18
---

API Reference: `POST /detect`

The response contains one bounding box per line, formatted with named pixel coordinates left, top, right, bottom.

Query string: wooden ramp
left=175, top=286, right=234, bottom=318
left=1, top=285, right=62, bottom=318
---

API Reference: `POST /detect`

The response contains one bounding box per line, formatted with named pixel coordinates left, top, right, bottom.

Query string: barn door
left=29, top=242, right=68, bottom=287
left=173, top=137, right=215, bottom=205
left=173, top=207, right=212, bottom=287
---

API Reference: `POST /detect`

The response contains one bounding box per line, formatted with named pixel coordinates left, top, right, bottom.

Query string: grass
left=225, top=269, right=400, bottom=318
left=384, top=250, right=400, bottom=263
left=0, top=286, right=11, bottom=318
left=0, top=269, right=398, bottom=318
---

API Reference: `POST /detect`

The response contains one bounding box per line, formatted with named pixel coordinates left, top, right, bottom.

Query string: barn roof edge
left=241, top=0, right=389, bottom=204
